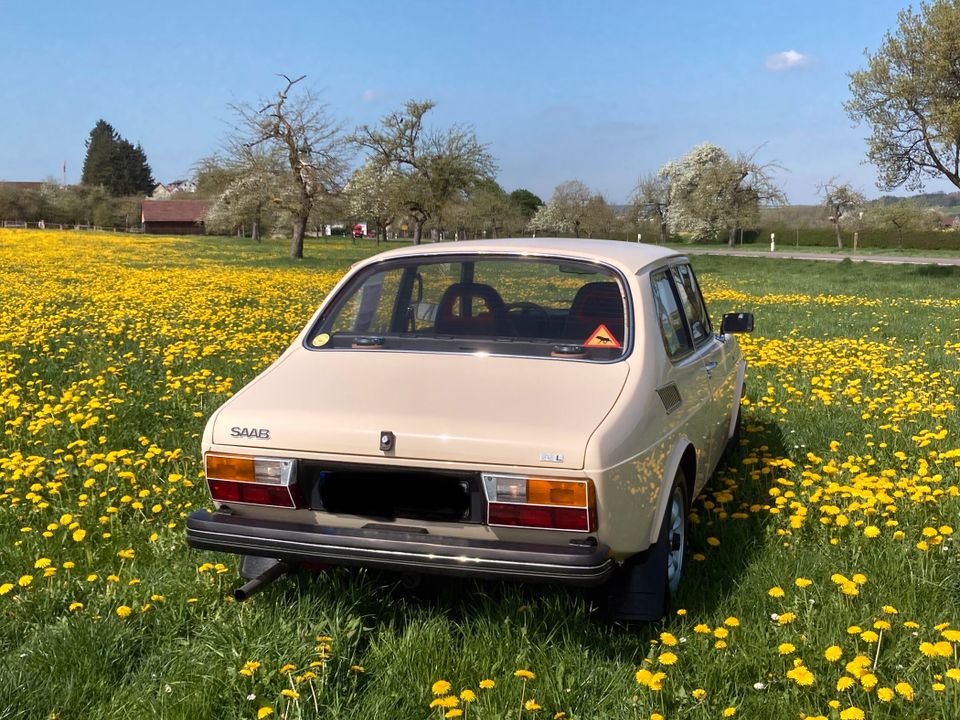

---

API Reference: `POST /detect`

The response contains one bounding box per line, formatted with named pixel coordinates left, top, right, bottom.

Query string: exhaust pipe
left=234, top=561, right=290, bottom=602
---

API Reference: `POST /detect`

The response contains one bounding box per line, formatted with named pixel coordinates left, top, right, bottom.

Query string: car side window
left=650, top=270, right=693, bottom=358
left=670, top=264, right=711, bottom=345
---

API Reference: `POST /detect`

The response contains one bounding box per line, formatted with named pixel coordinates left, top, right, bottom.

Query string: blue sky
left=2, top=0, right=955, bottom=204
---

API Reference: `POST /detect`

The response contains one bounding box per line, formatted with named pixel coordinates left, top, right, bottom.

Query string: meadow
left=0, top=229, right=957, bottom=720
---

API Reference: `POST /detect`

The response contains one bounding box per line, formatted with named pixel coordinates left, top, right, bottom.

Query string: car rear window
left=306, top=255, right=629, bottom=361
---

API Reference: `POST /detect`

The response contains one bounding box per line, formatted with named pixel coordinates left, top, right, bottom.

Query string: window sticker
left=583, top=324, right=621, bottom=348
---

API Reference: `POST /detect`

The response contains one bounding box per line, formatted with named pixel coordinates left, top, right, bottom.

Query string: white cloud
left=361, top=89, right=379, bottom=102
left=764, top=50, right=810, bottom=72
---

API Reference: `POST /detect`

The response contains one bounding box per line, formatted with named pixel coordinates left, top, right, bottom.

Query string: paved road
left=681, top=247, right=960, bottom=267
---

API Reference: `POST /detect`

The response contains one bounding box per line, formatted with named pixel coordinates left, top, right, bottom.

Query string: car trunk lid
left=212, top=349, right=629, bottom=470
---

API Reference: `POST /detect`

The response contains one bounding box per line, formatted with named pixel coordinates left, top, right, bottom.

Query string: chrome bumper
left=186, top=509, right=613, bottom=586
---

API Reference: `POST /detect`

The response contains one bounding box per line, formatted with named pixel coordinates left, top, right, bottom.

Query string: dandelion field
left=0, top=229, right=958, bottom=720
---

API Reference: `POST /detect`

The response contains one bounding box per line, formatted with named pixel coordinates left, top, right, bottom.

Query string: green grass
left=0, top=230, right=958, bottom=720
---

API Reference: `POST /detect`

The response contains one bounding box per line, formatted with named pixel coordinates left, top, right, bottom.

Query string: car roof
left=366, top=237, right=683, bottom=274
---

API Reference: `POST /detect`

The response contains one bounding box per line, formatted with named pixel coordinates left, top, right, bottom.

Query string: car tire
left=599, top=470, right=688, bottom=622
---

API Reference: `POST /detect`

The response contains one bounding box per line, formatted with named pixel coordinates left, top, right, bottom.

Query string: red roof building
left=141, top=199, right=211, bottom=235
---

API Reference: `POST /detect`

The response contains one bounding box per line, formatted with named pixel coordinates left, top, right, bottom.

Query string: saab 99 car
left=186, top=238, right=752, bottom=620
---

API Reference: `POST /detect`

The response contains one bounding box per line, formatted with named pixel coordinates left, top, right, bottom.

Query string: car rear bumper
left=186, top=509, right=613, bottom=586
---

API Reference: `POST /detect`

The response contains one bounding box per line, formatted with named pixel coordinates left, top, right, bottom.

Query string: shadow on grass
left=246, top=414, right=787, bottom=655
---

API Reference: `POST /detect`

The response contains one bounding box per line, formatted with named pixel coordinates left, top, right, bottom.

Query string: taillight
left=482, top=474, right=595, bottom=532
left=204, top=453, right=302, bottom=508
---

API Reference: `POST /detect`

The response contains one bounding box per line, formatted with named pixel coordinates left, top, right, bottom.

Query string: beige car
left=187, top=238, right=752, bottom=620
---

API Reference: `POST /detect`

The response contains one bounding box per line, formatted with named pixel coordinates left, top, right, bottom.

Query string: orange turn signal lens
left=526, top=479, right=588, bottom=507
left=205, top=454, right=256, bottom=483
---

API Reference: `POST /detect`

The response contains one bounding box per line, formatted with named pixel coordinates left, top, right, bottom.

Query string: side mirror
left=720, top=312, right=754, bottom=334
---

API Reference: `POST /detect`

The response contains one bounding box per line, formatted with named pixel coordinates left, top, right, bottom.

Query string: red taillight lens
left=488, top=502, right=590, bottom=531
left=208, top=478, right=300, bottom=508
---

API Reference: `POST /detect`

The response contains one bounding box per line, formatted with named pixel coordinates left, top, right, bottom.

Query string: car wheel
left=599, top=470, right=688, bottom=622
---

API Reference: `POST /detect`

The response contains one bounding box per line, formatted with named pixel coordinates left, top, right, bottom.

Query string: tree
left=202, top=147, right=286, bottom=241
left=346, top=160, right=405, bottom=242
left=526, top=180, right=616, bottom=238
left=846, top=1, right=960, bottom=191
left=663, top=143, right=785, bottom=244
left=354, top=100, right=496, bottom=243
left=632, top=172, right=672, bottom=243
left=508, top=188, right=543, bottom=220
left=872, top=199, right=939, bottom=247
left=233, top=74, right=350, bottom=258
left=818, top=179, right=866, bottom=249
left=81, top=120, right=155, bottom=196
left=81, top=120, right=118, bottom=189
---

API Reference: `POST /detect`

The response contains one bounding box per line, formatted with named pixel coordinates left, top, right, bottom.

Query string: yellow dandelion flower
left=257, top=708, right=272, bottom=719
left=836, top=676, right=855, bottom=691
left=713, top=627, right=729, bottom=639
left=459, top=689, right=476, bottom=702
left=692, top=688, right=706, bottom=700
left=786, top=665, right=815, bottom=686
left=768, top=586, right=785, bottom=598
left=68, top=601, right=83, bottom=611
left=18, top=575, right=33, bottom=587
left=72, top=529, right=86, bottom=542
left=824, top=645, right=843, bottom=662
left=876, top=687, right=894, bottom=702
left=0, top=583, right=13, bottom=596
left=794, top=578, right=812, bottom=588
left=350, top=665, right=364, bottom=673
left=445, top=710, right=463, bottom=719
left=777, top=612, right=796, bottom=625
left=115, top=605, right=132, bottom=618
left=724, top=616, right=740, bottom=627
left=659, top=631, right=678, bottom=646
left=860, top=630, right=879, bottom=643
left=514, top=669, right=535, bottom=680
left=694, top=623, right=711, bottom=634
left=524, top=700, right=541, bottom=711
left=778, top=643, right=796, bottom=655
left=432, top=680, right=452, bottom=696
left=479, top=679, right=495, bottom=689
left=647, top=672, right=666, bottom=691
left=945, top=668, right=960, bottom=681
left=723, top=707, right=737, bottom=717
left=280, top=689, right=299, bottom=699
left=838, top=707, right=864, bottom=720
left=895, top=682, right=914, bottom=700
left=658, top=651, right=678, bottom=665
left=34, top=558, right=52, bottom=569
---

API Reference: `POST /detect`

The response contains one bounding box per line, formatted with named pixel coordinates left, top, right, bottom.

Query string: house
left=151, top=179, right=198, bottom=199
left=141, top=199, right=211, bottom=235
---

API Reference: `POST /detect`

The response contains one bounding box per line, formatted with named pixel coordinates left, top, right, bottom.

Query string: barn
left=141, top=199, right=211, bottom=235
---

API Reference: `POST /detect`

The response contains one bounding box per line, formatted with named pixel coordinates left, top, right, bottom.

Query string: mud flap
left=597, top=535, right=668, bottom=623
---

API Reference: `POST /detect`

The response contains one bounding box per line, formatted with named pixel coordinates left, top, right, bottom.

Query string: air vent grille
left=656, top=383, right=682, bottom=414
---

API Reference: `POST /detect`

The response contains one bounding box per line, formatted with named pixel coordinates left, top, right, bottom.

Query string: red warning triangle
left=583, top=324, right=621, bottom=348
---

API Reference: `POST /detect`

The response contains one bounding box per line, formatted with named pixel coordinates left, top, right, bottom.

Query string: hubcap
left=666, top=487, right=686, bottom=593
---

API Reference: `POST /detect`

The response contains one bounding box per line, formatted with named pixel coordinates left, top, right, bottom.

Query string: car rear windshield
left=306, top=255, right=629, bottom=360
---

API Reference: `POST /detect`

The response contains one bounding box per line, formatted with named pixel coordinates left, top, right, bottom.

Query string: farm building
left=141, top=199, right=210, bottom=235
